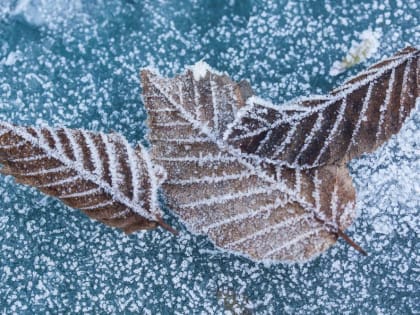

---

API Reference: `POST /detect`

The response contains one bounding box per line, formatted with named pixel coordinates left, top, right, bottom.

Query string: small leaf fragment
left=329, top=29, right=381, bottom=76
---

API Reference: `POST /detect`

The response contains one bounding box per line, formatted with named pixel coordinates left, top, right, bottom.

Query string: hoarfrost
left=191, top=61, right=213, bottom=81
left=0, top=0, right=418, bottom=313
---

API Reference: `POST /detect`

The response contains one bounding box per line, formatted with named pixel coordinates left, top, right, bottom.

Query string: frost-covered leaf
left=225, top=47, right=419, bottom=168
left=141, top=67, right=360, bottom=262
left=0, top=123, right=168, bottom=234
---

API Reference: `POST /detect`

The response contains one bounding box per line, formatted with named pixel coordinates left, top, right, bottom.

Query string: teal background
left=0, top=0, right=419, bottom=313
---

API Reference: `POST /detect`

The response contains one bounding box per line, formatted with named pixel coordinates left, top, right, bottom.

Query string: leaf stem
left=314, top=216, right=367, bottom=256
left=156, top=215, right=179, bottom=235
left=336, top=228, right=367, bottom=256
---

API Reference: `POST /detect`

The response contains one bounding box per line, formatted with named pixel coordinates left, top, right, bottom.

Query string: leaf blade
left=0, top=123, right=164, bottom=233
left=225, top=47, right=419, bottom=168
left=142, top=66, right=357, bottom=262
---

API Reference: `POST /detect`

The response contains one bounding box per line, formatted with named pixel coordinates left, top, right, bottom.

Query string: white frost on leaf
left=190, top=61, right=214, bottom=81
left=329, top=29, right=381, bottom=76
left=225, top=48, right=418, bottom=169
left=0, top=123, right=163, bottom=229
left=142, top=67, right=357, bottom=263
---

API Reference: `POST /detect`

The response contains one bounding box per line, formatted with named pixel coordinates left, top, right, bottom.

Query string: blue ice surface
left=0, top=0, right=419, bottom=313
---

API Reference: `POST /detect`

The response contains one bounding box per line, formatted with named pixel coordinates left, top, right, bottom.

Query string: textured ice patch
left=373, top=216, right=394, bottom=235
left=11, top=0, right=82, bottom=28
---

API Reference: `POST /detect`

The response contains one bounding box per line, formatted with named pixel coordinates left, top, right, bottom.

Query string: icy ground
left=0, top=0, right=419, bottom=313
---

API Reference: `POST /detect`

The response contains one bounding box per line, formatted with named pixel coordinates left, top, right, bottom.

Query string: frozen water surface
left=0, top=0, right=419, bottom=313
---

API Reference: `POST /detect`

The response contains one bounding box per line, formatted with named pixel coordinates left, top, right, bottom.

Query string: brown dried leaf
left=0, top=123, right=166, bottom=234
left=225, top=47, right=419, bottom=168
left=141, top=66, right=358, bottom=262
